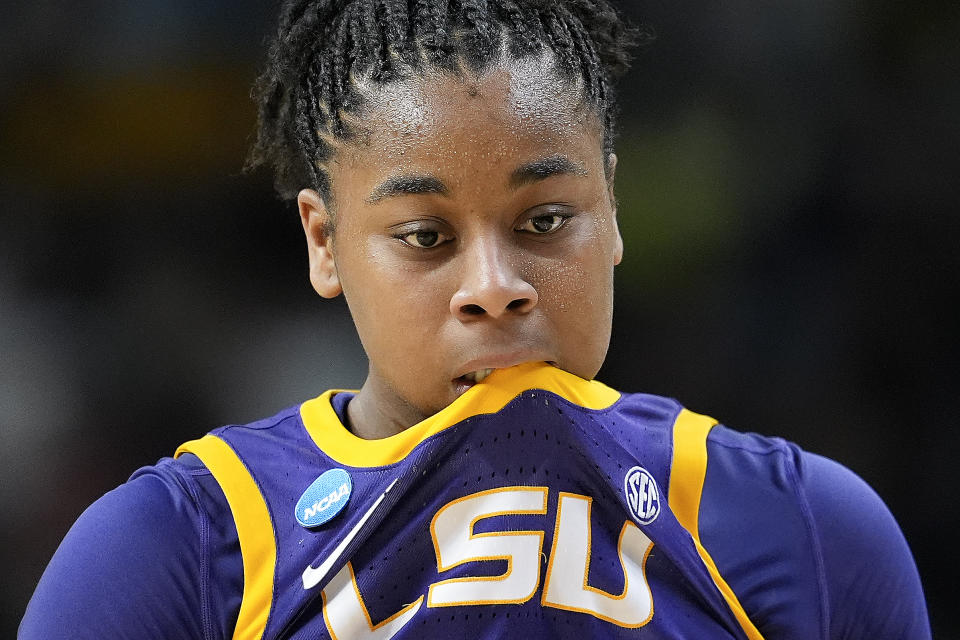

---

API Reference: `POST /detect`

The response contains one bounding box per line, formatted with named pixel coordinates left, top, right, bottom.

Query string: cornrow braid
left=550, top=2, right=617, bottom=152
left=413, top=0, right=450, bottom=66
left=555, top=4, right=603, bottom=102
left=540, top=8, right=579, bottom=84
left=246, top=0, right=645, bottom=202
left=381, top=0, right=413, bottom=73
left=457, top=0, right=497, bottom=66
left=495, top=0, right=544, bottom=59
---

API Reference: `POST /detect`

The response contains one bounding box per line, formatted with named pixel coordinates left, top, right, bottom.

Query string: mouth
left=452, top=360, right=556, bottom=396
left=453, top=368, right=495, bottom=395
left=457, top=368, right=495, bottom=386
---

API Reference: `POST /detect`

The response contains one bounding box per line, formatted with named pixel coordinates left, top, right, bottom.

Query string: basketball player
left=21, top=1, right=929, bottom=638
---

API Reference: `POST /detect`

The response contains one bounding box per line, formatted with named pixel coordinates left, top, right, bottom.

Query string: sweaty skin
left=298, top=62, right=623, bottom=439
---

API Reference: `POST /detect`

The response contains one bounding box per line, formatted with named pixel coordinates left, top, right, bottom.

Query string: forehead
left=330, top=59, right=604, bottom=184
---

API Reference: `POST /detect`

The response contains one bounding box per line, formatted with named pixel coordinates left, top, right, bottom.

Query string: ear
left=613, top=219, right=624, bottom=265
left=606, top=153, right=624, bottom=266
left=298, top=189, right=342, bottom=298
left=605, top=152, right=618, bottom=208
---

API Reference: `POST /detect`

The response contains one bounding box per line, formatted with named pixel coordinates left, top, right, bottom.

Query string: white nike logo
left=302, top=478, right=399, bottom=590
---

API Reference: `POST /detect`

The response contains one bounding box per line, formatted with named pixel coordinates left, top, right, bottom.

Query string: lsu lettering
left=320, top=486, right=654, bottom=638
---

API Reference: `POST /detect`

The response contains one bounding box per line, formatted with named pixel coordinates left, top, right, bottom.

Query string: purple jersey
left=21, top=363, right=930, bottom=639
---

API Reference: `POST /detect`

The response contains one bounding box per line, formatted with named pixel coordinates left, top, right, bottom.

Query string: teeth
left=464, top=368, right=494, bottom=384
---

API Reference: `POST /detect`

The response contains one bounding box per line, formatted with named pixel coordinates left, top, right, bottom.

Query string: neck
left=345, top=375, right=429, bottom=440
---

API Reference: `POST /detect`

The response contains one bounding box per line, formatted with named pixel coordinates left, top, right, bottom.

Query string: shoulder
left=203, top=403, right=312, bottom=454
left=606, top=390, right=686, bottom=444
left=699, top=425, right=930, bottom=640
left=20, top=454, right=241, bottom=640
left=611, top=389, right=684, bottom=422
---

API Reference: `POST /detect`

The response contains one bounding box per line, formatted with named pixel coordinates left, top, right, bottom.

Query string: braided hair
left=247, top=0, right=645, bottom=203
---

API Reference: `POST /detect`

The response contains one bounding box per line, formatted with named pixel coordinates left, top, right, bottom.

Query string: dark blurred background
left=2, top=0, right=957, bottom=636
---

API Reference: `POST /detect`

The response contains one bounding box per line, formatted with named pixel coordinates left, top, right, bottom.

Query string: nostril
left=506, top=298, right=529, bottom=311
left=461, top=304, right=485, bottom=316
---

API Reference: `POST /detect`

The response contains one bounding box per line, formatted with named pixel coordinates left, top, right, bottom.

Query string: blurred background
left=2, top=0, right=957, bottom=636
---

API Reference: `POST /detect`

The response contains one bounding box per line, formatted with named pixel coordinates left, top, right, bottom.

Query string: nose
left=450, top=239, right=538, bottom=321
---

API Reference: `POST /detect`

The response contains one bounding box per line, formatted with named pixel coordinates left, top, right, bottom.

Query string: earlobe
left=297, top=189, right=342, bottom=298
left=613, top=217, right=624, bottom=266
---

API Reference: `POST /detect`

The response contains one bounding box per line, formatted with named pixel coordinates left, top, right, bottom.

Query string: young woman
left=21, top=1, right=929, bottom=638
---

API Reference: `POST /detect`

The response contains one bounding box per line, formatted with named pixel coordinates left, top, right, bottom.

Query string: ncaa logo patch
left=295, top=468, right=352, bottom=528
left=624, top=466, right=661, bottom=525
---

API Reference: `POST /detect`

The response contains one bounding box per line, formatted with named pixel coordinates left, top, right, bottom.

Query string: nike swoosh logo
left=302, top=477, right=399, bottom=590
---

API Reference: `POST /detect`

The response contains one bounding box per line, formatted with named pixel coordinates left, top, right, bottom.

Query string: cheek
left=528, top=220, right=617, bottom=312
left=528, top=258, right=588, bottom=313
left=337, top=243, right=449, bottom=337
left=526, top=241, right=616, bottom=373
left=530, top=250, right=614, bottom=328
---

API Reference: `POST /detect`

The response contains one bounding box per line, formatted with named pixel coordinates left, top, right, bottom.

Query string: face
left=299, top=59, right=623, bottom=434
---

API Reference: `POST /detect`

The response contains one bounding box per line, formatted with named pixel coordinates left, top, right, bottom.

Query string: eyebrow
left=366, top=174, right=447, bottom=203
left=509, top=155, right=588, bottom=188
left=365, top=154, right=588, bottom=204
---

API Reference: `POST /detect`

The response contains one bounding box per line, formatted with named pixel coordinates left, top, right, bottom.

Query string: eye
left=518, top=214, right=568, bottom=234
left=396, top=229, right=450, bottom=248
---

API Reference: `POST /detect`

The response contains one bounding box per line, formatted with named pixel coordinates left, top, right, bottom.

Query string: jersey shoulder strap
left=177, top=435, right=276, bottom=640
left=668, top=409, right=765, bottom=640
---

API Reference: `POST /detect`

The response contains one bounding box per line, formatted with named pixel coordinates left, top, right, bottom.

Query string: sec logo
left=623, top=466, right=661, bottom=525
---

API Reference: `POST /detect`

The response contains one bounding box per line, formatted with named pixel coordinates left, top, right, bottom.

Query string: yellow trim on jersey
left=176, top=435, right=276, bottom=640
left=668, top=410, right=766, bottom=640
left=299, top=361, right=621, bottom=467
